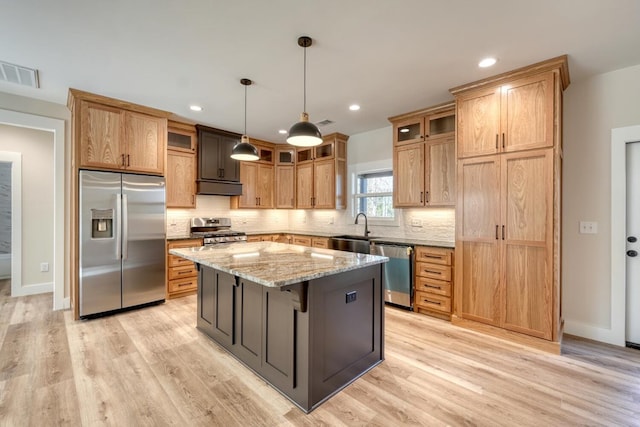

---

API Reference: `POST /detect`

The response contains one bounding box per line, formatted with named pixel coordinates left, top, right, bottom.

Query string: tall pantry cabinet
left=450, top=56, right=570, bottom=352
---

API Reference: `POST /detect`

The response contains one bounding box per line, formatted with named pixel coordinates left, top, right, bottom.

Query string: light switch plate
left=579, top=221, right=598, bottom=234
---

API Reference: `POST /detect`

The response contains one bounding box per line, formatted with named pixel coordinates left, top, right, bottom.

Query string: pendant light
left=231, top=78, right=259, bottom=161
left=287, top=36, right=322, bottom=147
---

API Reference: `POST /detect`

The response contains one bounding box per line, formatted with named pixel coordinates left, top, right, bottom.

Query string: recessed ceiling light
left=190, top=105, right=203, bottom=112
left=349, top=104, right=360, bottom=111
left=278, top=129, right=288, bottom=135
left=478, top=57, right=497, bottom=68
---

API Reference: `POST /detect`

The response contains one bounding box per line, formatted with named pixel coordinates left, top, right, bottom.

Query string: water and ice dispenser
left=91, top=208, right=113, bottom=239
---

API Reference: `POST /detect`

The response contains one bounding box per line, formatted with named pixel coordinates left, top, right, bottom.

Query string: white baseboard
left=12, top=281, right=53, bottom=297
left=62, top=297, right=70, bottom=310
left=564, top=319, right=625, bottom=347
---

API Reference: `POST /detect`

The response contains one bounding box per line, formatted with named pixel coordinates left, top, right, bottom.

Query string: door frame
left=611, top=125, right=640, bottom=346
left=0, top=109, right=66, bottom=310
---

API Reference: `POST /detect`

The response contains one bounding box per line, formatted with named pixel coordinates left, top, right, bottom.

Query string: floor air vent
left=0, top=61, right=40, bottom=88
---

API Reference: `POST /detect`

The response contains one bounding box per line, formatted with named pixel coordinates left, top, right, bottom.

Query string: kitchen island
left=169, top=241, right=388, bottom=413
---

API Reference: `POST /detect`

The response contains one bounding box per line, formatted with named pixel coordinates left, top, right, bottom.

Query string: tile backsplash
left=167, top=195, right=454, bottom=242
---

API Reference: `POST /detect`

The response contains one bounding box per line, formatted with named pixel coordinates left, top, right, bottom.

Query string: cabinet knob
left=627, top=250, right=638, bottom=257
left=628, top=236, right=637, bottom=243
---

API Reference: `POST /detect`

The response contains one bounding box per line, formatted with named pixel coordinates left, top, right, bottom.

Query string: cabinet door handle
left=502, top=133, right=505, bottom=149
left=126, top=154, right=130, bottom=167
left=420, top=191, right=424, bottom=203
left=502, top=225, right=505, bottom=240
left=495, top=134, right=499, bottom=150
left=425, top=191, right=429, bottom=203
left=177, top=282, right=192, bottom=287
left=496, top=225, right=499, bottom=240
left=423, top=298, right=442, bottom=306
left=424, top=284, right=442, bottom=289
left=121, top=154, right=126, bottom=166
left=424, top=270, right=442, bottom=276
left=191, top=195, right=195, bottom=204
left=258, top=197, right=261, bottom=206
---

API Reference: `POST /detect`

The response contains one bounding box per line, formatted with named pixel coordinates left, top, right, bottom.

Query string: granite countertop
left=168, top=231, right=454, bottom=248
left=169, top=241, right=389, bottom=288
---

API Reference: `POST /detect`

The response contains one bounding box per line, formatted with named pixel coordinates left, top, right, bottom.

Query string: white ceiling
left=1, top=0, right=640, bottom=143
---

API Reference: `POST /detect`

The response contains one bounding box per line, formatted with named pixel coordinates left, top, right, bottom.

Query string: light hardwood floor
left=1, top=278, right=639, bottom=426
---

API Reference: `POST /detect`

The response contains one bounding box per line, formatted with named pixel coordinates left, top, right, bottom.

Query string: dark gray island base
left=170, top=242, right=387, bottom=413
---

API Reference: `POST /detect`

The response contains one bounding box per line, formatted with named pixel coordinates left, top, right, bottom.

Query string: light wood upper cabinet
left=313, top=159, right=335, bottom=209
left=276, top=165, right=295, bottom=209
left=232, top=138, right=275, bottom=209
left=394, top=143, right=425, bottom=207
left=456, top=71, right=555, bottom=158
left=80, top=101, right=125, bottom=169
left=166, top=150, right=196, bottom=208
left=166, top=122, right=196, bottom=208
left=296, top=162, right=314, bottom=209
left=235, top=162, right=274, bottom=208
left=74, top=92, right=168, bottom=175
left=427, top=136, right=456, bottom=206
left=392, top=105, right=456, bottom=146
left=126, top=111, right=166, bottom=174
left=295, top=133, right=348, bottom=210
left=390, top=104, right=455, bottom=208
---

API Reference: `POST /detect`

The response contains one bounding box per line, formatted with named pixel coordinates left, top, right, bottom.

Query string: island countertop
left=169, top=241, right=388, bottom=288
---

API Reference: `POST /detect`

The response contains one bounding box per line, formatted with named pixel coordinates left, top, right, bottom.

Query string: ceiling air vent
left=0, top=61, right=40, bottom=88
left=315, top=119, right=334, bottom=127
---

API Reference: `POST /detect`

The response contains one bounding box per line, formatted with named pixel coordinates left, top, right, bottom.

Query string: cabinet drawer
left=415, top=277, right=451, bottom=297
left=312, top=237, right=329, bottom=248
left=416, top=262, right=452, bottom=281
left=169, top=254, right=198, bottom=268
left=168, top=264, right=197, bottom=280
left=292, top=236, right=312, bottom=247
left=415, top=246, right=452, bottom=265
left=168, top=277, right=197, bottom=293
left=415, top=291, right=451, bottom=313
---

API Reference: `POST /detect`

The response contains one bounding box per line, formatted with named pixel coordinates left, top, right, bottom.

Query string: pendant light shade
left=231, top=78, right=259, bottom=161
left=287, top=36, right=322, bottom=147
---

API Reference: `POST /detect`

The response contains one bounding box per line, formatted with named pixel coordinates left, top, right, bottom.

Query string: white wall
left=563, top=63, right=640, bottom=343
left=0, top=124, right=53, bottom=287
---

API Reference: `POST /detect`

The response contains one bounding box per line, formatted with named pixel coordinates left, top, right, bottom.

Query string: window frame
left=352, top=169, right=396, bottom=225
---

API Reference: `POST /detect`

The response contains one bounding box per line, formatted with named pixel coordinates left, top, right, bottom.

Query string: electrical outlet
left=40, top=262, right=49, bottom=272
left=411, top=218, right=422, bottom=227
left=579, top=221, right=598, bottom=234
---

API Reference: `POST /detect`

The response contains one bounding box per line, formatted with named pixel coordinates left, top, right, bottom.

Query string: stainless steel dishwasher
left=371, top=242, right=414, bottom=309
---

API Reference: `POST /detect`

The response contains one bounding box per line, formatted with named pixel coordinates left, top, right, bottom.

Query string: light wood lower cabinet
left=456, top=149, right=554, bottom=340
left=167, top=238, right=202, bottom=298
left=414, top=246, right=454, bottom=320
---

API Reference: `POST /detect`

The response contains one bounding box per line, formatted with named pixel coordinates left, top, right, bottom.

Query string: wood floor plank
left=2, top=280, right=640, bottom=426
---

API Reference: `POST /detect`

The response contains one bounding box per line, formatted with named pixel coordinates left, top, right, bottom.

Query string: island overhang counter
left=169, top=241, right=389, bottom=413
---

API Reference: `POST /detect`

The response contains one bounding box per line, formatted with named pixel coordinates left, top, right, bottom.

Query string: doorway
left=611, top=124, right=640, bottom=347
left=0, top=109, right=65, bottom=310
left=626, top=141, right=640, bottom=348
left=0, top=161, right=11, bottom=279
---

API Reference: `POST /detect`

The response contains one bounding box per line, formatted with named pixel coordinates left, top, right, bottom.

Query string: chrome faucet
left=355, top=212, right=370, bottom=237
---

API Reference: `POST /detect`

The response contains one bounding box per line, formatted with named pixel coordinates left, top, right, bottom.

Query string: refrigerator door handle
left=122, top=194, right=129, bottom=260
left=115, top=194, right=122, bottom=260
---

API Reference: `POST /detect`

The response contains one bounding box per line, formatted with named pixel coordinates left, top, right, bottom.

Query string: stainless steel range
left=190, top=217, right=247, bottom=245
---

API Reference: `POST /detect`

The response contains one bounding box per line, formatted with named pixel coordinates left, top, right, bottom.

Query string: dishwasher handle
left=371, top=243, right=413, bottom=259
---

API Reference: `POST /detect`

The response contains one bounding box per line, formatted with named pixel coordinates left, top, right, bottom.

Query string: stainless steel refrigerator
left=79, top=170, right=166, bottom=318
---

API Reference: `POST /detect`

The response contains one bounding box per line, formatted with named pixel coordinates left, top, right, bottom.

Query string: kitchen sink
left=330, top=235, right=376, bottom=254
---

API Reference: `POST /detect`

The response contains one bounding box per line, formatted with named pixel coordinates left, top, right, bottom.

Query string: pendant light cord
left=303, top=44, right=307, bottom=113
left=244, top=83, right=247, bottom=135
